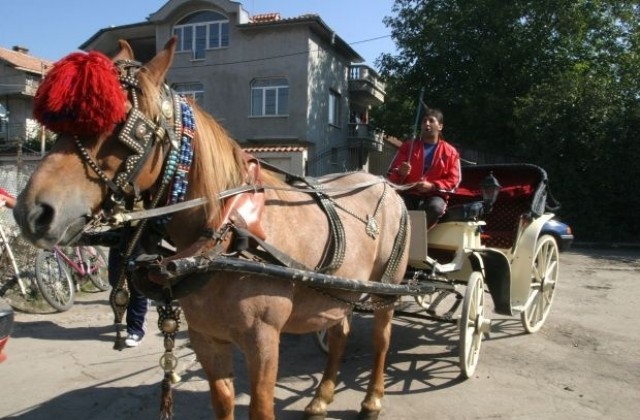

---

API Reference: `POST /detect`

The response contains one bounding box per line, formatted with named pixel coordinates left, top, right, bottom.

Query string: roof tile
left=0, top=46, right=52, bottom=73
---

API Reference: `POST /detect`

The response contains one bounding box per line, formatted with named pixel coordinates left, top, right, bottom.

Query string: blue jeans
left=108, top=247, right=148, bottom=338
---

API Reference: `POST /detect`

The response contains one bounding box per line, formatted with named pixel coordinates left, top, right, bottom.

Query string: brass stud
left=161, top=318, right=178, bottom=334
left=114, top=288, right=130, bottom=306
left=162, top=100, right=173, bottom=119
left=135, top=123, right=147, bottom=139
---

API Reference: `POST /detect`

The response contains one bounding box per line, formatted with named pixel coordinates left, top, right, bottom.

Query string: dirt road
left=1, top=247, right=639, bottom=419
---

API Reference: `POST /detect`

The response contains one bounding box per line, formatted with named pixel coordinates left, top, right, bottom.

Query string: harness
left=70, top=57, right=409, bottom=416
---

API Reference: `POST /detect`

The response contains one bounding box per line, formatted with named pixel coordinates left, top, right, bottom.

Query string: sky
left=0, top=0, right=397, bottom=68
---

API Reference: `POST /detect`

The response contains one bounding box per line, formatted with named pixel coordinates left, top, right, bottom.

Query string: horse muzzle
left=13, top=196, right=91, bottom=249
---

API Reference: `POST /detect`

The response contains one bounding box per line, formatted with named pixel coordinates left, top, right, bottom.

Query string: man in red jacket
left=387, top=108, right=461, bottom=227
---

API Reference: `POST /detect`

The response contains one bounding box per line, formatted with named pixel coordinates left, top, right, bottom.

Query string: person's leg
left=109, top=247, right=148, bottom=343
left=125, top=281, right=148, bottom=339
left=107, top=247, right=121, bottom=288
left=401, top=194, right=421, bottom=210
left=423, top=196, right=447, bottom=227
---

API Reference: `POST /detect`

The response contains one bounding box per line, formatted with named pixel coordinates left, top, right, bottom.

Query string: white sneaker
left=125, top=334, right=143, bottom=347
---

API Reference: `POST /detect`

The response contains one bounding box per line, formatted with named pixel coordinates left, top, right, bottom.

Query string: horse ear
left=111, top=40, right=135, bottom=61
left=144, top=37, right=177, bottom=86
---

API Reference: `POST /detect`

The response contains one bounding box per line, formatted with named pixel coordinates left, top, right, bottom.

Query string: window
left=174, top=82, right=204, bottom=105
left=173, top=11, right=229, bottom=59
left=251, top=78, right=289, bottom=116
left=328, top=90, right=341, bottom=126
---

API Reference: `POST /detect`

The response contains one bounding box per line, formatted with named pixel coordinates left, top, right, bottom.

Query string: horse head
left=13, top=39, right=183, bottom=248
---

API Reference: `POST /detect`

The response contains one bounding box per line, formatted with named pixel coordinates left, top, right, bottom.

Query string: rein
left=106, top=177, right=389, bottom=225
left=57, top=52, right=410, bottom=420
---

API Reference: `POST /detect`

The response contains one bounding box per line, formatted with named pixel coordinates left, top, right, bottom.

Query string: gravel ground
left=1, top=247, right=639, bottom=420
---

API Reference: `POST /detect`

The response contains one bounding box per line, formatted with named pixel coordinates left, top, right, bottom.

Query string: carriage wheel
left=314, top=311, right=354, bottom=354
left=521, top=234, right=559, bottom=333
left=414, top=289, right=461, bottom=318
left=459, top=271, right=490, bottom=379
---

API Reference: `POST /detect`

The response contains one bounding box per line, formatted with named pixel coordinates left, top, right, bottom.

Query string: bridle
left=73, top=59, right=193, bottom=232
left=68, top=58, right=200, bottom=350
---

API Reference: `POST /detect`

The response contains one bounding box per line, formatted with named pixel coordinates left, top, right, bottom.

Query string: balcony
left=348, top=65, right=385, bottom=107
left=0, top=75, right=40, bottom=97
left=347, top=122, right=384, bottom=151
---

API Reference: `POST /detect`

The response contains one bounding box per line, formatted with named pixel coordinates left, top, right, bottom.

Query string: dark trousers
left=402, top=195, right=447, bottom=227
left=108, top=247, right=148, bottom=338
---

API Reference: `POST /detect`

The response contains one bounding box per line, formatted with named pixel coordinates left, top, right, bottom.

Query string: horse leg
left=360, top=306, right=394, bottom=419
left=239, top=324, right=282, bottom=420
left=188, top=328, right=236, bottom=420
left=304, top=317, right=351, bottom=419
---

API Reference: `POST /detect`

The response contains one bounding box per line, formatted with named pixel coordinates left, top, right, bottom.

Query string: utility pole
left=40, top=61, right=46, bottom=156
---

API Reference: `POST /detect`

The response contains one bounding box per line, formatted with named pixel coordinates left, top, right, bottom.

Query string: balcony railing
left=0, top=75, right=40, bottom=96
left=347, top=122, right=384, bottom=151
left=348, top=65, right=386, bottom=105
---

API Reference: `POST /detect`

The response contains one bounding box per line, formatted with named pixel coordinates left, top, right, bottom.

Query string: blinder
left=74, top=58, right=182, bottom=212
left=112, top=59, right=178, bottom=198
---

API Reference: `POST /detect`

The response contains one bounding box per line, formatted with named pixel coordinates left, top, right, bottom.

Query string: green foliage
left=376, top=0, right=640, bottom=242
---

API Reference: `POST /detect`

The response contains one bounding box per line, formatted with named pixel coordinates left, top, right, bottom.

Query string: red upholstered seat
left=444, top=164, right=548, bottom=250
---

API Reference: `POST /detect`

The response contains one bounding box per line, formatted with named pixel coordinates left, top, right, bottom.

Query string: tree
left=376, top=0, right=640, bottom=241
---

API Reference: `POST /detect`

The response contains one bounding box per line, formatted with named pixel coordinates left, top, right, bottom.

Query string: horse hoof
left=357, top=409, right=380, bottom=420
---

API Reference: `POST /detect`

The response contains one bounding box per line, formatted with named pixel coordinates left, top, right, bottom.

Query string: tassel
left=113, top=323, right=126, bottom=351
left=34, top=50, right=126, bottom=136
left=160, top=373, right=174, bottom=420
left=158, top=302, right=181, bottom=419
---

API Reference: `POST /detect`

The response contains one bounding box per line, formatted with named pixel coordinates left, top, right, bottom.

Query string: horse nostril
left=28, top=202, right=55, bottom=236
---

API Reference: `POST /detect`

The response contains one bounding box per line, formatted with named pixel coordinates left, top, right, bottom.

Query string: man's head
left=424, top=108, right=444, bottom=125
left=420, top=108, right=444, bottom=142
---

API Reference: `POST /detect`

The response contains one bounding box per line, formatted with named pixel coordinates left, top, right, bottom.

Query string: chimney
left=12, top=45, right=29, bottom=54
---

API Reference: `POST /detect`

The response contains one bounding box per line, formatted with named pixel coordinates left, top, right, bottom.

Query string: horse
left=13, top=38, right=410, bottom=420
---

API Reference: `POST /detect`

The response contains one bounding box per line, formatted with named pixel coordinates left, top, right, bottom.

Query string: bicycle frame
left=52, top=246, right=102, bottom=277
left=0, top=223, right=27, bottom=295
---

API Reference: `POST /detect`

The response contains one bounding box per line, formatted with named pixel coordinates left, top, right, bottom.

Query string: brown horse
left=13, top=38, right=410, bottom=419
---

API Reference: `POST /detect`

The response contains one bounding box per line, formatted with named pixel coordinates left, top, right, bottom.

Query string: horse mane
left=136, top=68, right=286, bottom=227
left=192, top=105, right=293, bottom=227
left=190, top=105, right=245, bottom=226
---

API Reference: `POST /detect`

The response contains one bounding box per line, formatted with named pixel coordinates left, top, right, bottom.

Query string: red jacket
left=387, top=137, right=461, bottom=199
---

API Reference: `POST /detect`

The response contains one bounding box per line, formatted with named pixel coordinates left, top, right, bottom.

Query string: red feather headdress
left=33, top=51, right=127, bottom=136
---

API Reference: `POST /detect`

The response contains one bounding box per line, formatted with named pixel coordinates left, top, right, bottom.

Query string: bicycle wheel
left=79, top=246, right=110, bottom=291
left=35, top=249, right=75, bottom=312
left=0, top=233, right=40, bottom=302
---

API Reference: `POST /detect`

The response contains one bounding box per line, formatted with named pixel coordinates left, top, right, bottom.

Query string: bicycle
left=0, top=202, right=41, bottom=307
left=35, top=245, right=110, bottom=312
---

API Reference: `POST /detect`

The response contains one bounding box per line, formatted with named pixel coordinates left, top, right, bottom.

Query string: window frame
left=173, top=11, right=230, bottom=60
left=328, top=90, right=341, bottom=127
left=250, top=78, right=289, bottom=117
left=174, top=82, right=205, bottom=105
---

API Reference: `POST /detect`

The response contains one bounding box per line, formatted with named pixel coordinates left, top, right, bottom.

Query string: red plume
left=34, top=51, right=127, bottom=136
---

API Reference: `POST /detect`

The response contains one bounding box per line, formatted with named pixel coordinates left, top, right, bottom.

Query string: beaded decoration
left=159, top=97, right=195, bottom=222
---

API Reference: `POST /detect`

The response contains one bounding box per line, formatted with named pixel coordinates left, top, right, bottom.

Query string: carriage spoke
left=521, top=235, right=559, bottom=333
left=459, top=272, right=486, bottom=378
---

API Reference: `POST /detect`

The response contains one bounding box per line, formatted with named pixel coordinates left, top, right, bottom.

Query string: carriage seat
left=444, top=164, right=548, bottom=250
left=439, top=201, right=485, bottom=223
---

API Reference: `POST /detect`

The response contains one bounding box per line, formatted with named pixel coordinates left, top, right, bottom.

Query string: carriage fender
left=509, top=213, right=555, bottom=310
left=469, top=250, right=512, bottom=316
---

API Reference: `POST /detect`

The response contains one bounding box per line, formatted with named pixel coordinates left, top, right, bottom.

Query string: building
left=80, top=0, right=387, bottom=176
left=0, top=46, right=52, bottom=153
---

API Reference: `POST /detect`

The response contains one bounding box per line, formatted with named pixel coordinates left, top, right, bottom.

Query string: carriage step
left=432, top=262, right=458, bottom=274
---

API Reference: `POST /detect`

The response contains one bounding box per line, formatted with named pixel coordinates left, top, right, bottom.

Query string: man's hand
left=412, top=181, right=434, bottom=193
left=399, top=162, right=411, bottom=177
